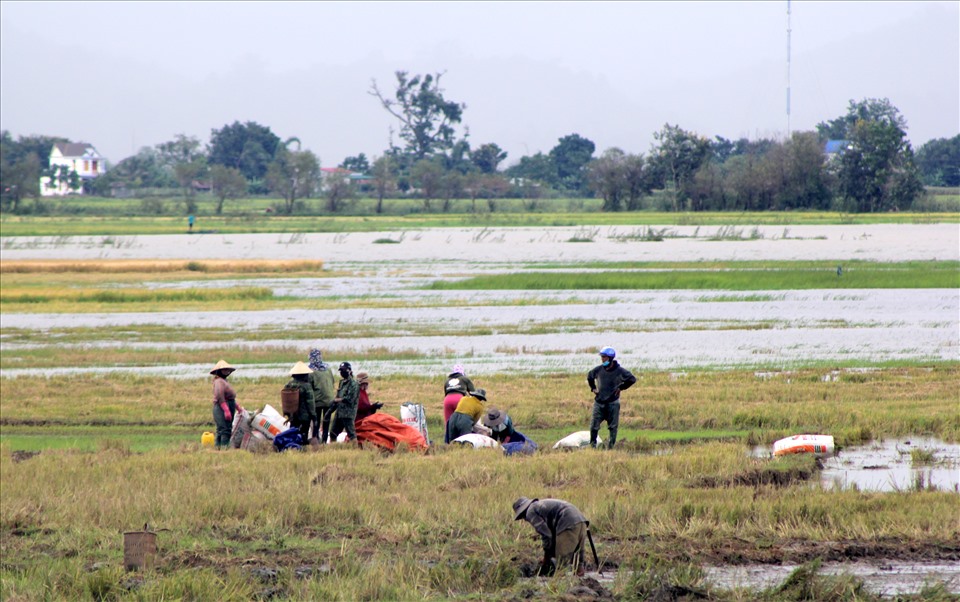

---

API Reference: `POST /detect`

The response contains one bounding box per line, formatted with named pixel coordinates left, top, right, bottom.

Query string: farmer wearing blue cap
left=586, top=347, right=636, bottom=449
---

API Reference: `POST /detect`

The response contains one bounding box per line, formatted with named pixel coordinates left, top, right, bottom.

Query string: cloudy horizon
left=2, top=1, right=957, bottom=168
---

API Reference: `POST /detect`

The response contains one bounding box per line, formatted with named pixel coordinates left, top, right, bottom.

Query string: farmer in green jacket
left=330, top=362, right=360, bottom=443
left=308, top=348, right=336, bottom=443
left=284, top=361, right=316, bottom=444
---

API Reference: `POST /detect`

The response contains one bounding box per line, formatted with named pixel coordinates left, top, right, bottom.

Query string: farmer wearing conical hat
left=210, top=360, right=237, bottom=450
left=284, top=361, right=316, bottom=444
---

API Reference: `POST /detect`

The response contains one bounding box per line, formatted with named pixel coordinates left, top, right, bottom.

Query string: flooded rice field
left=753, top=437, right=960, bottom=493
left=820, top=437, right=960, bottom=492
left=1, top=225, right=958, bottom=378
left=702, top=560, right=960, bottom=597
left=2, top=224, right=958, bottom=262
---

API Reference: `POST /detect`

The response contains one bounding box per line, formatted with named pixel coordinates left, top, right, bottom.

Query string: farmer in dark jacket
left=284, top=361, right=316, bottom=444
left=586, top=346, right=636, bottom=449
left=513, top=497, right=590, bottom=576
left=331, top=362, right=360, bottom=443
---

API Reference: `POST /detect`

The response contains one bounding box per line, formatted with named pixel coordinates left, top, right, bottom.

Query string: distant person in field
left=513, top=497, right=590, bottom=576
left=443, top=364, right=475, bottom=435
left=307, top=348, right=336, bottom=443
left=188, top=214, right=195, bottom=232
left=284, top=361, right=316, bottom=444
left=331, top=362, right=360, bottom=443
left=445, top=388, right=487, bottom=443
left=483, top=407, right=537, bottom=455
left=586, top=347, right=636, bottom=449
left=354, top=371, right=383, bottom=423
left=209, top=360, right=237, bottom=450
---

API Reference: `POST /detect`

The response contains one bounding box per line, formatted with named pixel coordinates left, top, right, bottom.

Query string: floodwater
left=2, top=224, right=958, bottom=262
left=581, top=560, right=960, bottom=597
left=1, top=225, right=958, bottom=378
left=752, top=437, right=960, bottom=493
left=820, top=438, right=960, bottom=492
left=702, top=561, right=960, bottom=597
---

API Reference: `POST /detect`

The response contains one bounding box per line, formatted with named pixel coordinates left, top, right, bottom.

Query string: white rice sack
left=452, top=433, right=501, bottom=449
left=553, top=431, right=601, bottom=449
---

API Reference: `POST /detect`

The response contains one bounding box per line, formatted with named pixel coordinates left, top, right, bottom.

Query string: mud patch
left=704, top=560, right=960, bottom=597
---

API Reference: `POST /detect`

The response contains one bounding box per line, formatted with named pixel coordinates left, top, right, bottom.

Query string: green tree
left=265, top=148, right=321, bottom=214
left=370, top=71, right=466, bottom=161
left=46, top=164, right=81, bottom=195
left=157, top=134, right=205, bottom=169
left=816, top=98, right=907, bottom=141
left=370, top=155, right=396, bottom=214
left=649, top=124, right=712, bottom=211
left=471, top=143, right=507, bottom=174
left=324, top=174, right=354, bottom=213
left=208, top=121, right=282, bottom=184
left=587, top=148, right=628, bottom=211
left=410, top=158, right=445, bottom=211
left=549, top=133, right=595, bottom=194
left=0, top=148, right=41, bottom=212
left=173, top=159, right=208, bottom=208
left=210, top=165, right=247, bottom=215
left=341, top=154, right=370, bottom=173
left=829, top=100, right=923, bottom=212
left=505, top=152, right=557, bottom=187
left=915, top=135, right=960, bottom=187
left=99, top=147, right=174, bottom=191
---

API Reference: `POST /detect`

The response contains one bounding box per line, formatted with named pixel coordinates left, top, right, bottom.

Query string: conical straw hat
left=289, top=360, right=313, bottom=376
left=210, top=360, right=235, bottom=375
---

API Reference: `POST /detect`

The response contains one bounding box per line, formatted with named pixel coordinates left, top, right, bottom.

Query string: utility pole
left=786, top=0, right=792, bottom=137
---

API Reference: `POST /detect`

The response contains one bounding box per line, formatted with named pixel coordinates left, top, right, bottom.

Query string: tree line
left=2, top=70, right=958, bottom=215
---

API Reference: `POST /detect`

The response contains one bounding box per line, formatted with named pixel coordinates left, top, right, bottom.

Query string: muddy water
left=751, top=438, right=960, bottom=493
left=702, top=561, right=960, bottom=596
left=820, top=438, right=960, bottom=492
left=582, top=560, right=960, bottom=596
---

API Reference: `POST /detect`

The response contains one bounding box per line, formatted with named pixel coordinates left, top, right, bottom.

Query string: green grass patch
left=426, top=261, right=960, bottom=290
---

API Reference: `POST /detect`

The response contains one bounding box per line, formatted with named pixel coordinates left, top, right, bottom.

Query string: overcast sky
left=2, top=1, right=957, bottom=168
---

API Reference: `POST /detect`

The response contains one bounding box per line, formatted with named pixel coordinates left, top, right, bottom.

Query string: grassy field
left=2, top=367, right=958, bottom=601
left=2, top=217, right=958, bottom=599
left=1, top=259, right=956, bottom=315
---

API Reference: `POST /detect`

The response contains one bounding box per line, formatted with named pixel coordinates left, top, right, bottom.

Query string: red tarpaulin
left=355, top=413, right=429, bottom=452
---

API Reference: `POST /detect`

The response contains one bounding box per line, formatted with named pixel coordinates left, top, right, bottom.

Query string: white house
left=40, top=142, right=107, bottom=196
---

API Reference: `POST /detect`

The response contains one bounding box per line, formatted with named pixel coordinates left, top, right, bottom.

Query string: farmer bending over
left=513, top=497, right=589, bottom=576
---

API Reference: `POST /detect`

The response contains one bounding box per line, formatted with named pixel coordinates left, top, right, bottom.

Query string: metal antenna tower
left=786, top=0, right=792, bottom=137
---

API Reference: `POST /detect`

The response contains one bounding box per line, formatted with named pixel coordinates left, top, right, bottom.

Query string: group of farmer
left=209, top=349, right=381, bottom=449
left=209, top=346, right=637, bottom=576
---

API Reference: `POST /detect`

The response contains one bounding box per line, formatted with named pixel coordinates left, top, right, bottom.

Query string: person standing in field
left=188, top=214, right=195, bottom=232
left=513, top=497, right=590, bottom=576
left=331, top=362, right=360, bottom=443
left=284, top=361, right=316, bottom=444
left=210, top=360, right=237, bottom=450
left=443, top=364, right=475, bottom=437
left=307, top=348, right=336, bottom=443
left=586, top=347, right=636, bottom=449
left=445, top=388, right=487, bottom=443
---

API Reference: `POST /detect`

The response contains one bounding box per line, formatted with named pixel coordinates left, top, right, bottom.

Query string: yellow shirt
left=453, top=395, right=485, bottom=423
